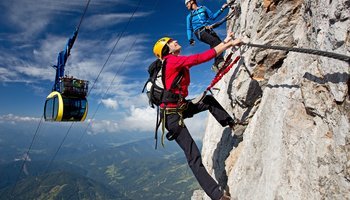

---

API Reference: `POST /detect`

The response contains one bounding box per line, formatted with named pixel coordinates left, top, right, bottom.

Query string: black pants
left=164, top=95, right=234, bottom=200
left=195, top=28, right=224, bottom=67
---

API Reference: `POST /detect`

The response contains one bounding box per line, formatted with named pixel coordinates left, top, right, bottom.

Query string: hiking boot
left=220, top=194, right=231, bottom=200
left=230, top=119, right=248, bottom=136
left=232, top=124, right=246, bottom=136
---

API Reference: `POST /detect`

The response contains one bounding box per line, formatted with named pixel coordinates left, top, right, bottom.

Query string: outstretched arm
left=207, top=4, right=227, bottom=20
left=213, top=32, right=241, bottom=56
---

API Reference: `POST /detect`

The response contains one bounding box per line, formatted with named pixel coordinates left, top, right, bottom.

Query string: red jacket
left=161, top=48, right=216, bottom=108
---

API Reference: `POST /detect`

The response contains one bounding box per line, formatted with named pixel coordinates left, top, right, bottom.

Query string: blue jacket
left=186, top=6, right=223, bottom=42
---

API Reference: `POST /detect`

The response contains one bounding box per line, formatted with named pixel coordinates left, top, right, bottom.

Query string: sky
left=0, top=0, right=229, bottom=140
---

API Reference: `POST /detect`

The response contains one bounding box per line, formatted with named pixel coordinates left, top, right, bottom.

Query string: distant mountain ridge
left=71, top=137, right=200, bottom=199
left=0, top=171, right=126, bottom=200
left=0, top=135, right=201, bottom=200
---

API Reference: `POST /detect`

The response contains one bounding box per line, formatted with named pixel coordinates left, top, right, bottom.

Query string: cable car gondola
left=44, top=77, right=88, bottom=121
left=44, top=30, right=89, bottom=122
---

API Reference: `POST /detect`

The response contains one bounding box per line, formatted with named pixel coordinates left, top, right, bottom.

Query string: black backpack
left=142, top=59, right=183, bottom=108
left=142, top=58, right=183, bottom=149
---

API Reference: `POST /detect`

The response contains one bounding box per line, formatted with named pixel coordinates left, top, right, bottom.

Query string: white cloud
left=119, top=105, right=156, bottom=132
left=0, top=105, right=208, bottom=140
left=86, top=103, right=208, bottom=140
left=83, top=105, right=155, bottom=135
left=184, top=112, right=208, bottom=140
left=101, top=98, right=119, bottom=109
left=0, top=0, right=147, bottom=43
left=117, top=93, right=149, bottom=108
left=85, top=12, right=152, bottom=30
left=0, top=67, right=19, bottom=82
left=2, top=1, right=77, bottom=41
left=0, top=114, right=41, bottom=124
left=14, top=65, right=53, bottom=81
left=88, top=119, right=120, bottom=135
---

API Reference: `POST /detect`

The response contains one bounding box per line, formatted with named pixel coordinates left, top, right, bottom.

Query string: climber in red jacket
left=153, top=32, right=241, bottom=200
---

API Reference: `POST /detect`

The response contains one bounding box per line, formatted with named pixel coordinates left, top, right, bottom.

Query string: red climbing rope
left=206, top=55, right=241, bottom=91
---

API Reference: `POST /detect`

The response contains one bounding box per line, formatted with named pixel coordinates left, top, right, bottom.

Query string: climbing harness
left=157, top=103, right=188, bottom=149
left=190, top=6, right=210, bottom=41
left=243, top=42, right=350, bottom=63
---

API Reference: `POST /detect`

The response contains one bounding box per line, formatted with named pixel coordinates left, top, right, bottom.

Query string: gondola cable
left=79, top=0, right=147, bottom=143
left=43, top=0, right=142, bottom=177
left=87, top=0, right=142, bottom=97
left=78, top=0, right=160, bottom=143
left=9, top=115, right=44, bottom=199
left=44, top=0, right=91, bottom=122
left=8, top=0, right=91, bottom=198
left=78, top=39, right=138, bottom=142
left=9, top=1, right=172, bottom=198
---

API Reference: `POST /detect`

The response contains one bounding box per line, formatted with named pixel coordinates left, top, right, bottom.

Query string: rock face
left=195, top=0, right=350, bottom=199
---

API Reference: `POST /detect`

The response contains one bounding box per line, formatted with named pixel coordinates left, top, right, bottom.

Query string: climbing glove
left=220, top=3, right=228, bottom=11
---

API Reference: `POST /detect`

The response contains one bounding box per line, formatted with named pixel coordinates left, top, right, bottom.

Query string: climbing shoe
left=230, top=119, right=248, bottom=136
left=232, top=124, right=246, bottom=136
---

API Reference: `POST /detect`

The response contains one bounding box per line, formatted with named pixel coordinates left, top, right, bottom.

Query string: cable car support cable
left=9, top=116, right=44, bottom=199
left=79, top=0, right=144, bottom=142
left=8, top=1, right=91, bottom=198
left=44, top=0, right=143, bottom=175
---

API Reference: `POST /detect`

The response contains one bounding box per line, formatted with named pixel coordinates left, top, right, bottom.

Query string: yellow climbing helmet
left=153, top=37, right=172, bottom=59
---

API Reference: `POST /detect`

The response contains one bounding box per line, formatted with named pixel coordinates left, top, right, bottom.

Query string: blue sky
left=0, top=0, right=228, bottom=139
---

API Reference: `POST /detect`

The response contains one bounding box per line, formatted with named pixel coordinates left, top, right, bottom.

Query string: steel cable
left=44, top=0, right=143, bottom=176
left=243, top=42, right=350, bottom=63
left=7, top=1, right=91, bottom=198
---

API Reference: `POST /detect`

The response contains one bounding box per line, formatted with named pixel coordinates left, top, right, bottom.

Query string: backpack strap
left=161, top=58, right=184, bottom=92
left=154, top=106, right=161, bottom=149
left=160, top=59, right=184, bottom=104
left=141, top=80, right=148, bottom=93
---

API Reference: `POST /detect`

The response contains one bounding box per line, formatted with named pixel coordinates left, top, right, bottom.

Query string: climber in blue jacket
left=185, top=0, right=228, bottom=72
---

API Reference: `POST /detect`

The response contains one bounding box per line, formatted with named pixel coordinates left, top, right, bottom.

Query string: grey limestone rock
left=194, top=0, right=350, bottom=199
